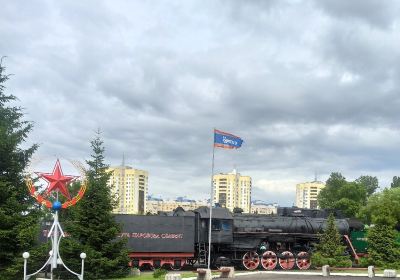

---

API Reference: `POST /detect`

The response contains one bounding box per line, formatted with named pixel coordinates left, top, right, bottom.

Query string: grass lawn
left=107, top=271, right=223, bottom=280
left=279, top=268, right=385, bottom=274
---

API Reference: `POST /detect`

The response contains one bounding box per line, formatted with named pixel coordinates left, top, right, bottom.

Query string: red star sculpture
left=36, top=159, right=78, bottom=200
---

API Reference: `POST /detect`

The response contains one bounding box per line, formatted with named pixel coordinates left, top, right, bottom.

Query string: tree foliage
left=391, top=176, right=400, bottom=188
left=358, top=187, right=400, bottom=268
left=311, top=213, right=351, bottom=267
left=367, top=224, right=400, bottom=268
left=0, top=59, right=40, bottom=279
left=359, top=187, right=400, bottom=227
left=59, top=133, right=129, bottom=280
left=318, top=172, right=367, bottom=217
left=356, top=175, right=378, bottom=196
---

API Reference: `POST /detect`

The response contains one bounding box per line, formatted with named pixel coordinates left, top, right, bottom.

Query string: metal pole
left=81, top=258, right=85, bottom=280
left=208, top=130, right=216, bottom=269
left=23, top=258, right=27, bottom=280
left=49, top=210, right=58, bottom=280
left=21, top=200, right=83, bottom=280
left=52, top=211, right=58, bottom=271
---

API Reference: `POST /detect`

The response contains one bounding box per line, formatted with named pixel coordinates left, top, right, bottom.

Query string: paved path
left=183, top=271, right=375, bottom=280
left=182, top=269, right=398, bottom=280
left=232, top=273, right=372, bottom=280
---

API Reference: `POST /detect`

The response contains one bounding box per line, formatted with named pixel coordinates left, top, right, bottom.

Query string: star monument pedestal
left=23, top=160, right=87, bottom=280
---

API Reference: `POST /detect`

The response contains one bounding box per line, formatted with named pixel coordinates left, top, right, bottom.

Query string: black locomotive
left=114, top=206, right=363, bottom=271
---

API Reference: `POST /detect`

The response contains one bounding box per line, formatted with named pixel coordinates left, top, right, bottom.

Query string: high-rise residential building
left=107, top=165, right=148, bottom=214
left=295, top=181, right=325, bottom=209
left=213, top=169, right=252, bottom=213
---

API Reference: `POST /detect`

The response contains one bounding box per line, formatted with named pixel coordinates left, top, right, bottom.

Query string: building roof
left=195, top=206, right=233, bottom=219
left=173, top=207, right=196, bottom=217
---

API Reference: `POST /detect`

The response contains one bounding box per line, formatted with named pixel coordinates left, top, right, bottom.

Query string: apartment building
left=213, top=169, right=252, bottom=213
left=107, top=165, right=148, bottom=214
left=295, top=181, right=325, bottom=209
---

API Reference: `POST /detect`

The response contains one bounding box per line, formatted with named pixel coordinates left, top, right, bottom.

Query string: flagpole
left=208, top=129, right=216, bottom=269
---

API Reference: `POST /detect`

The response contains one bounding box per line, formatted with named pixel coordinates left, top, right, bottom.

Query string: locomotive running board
left=128, top=252, right=194, bottom=257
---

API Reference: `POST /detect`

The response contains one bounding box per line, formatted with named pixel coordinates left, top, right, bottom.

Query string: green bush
left=358, top=257, right=371, bottom=268
left=365, top=258, right=400, bottom=269
left=311, top=252, right=352, bottom=268
left=153, top=268, right=168, bottom=278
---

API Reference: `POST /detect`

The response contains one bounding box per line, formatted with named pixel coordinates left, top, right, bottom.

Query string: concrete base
left=220, top=266, right=235, bottom=278
left=129, top=268, right=141, bottom=276
left=383, top=269, right=397, bottom=278
left=368, top=266, right=375, bottom=278
left=36, top=272, right=51, bottom=279
left=197, top=268, right=212, bottom=280
left=165, top=273, right=182, bottom=280
left=322, top=265, right=330, bottom=277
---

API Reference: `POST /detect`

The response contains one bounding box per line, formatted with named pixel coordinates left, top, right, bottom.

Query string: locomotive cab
left=194, top=206, right=233, bottom=244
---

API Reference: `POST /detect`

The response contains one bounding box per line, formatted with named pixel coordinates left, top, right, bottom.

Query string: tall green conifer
left=316, top=213, right=347, bottom=257
left=367, top=224, right=400, bottom=268
left=61, top=132, right=128, bottom=280
left=311, top=213, right=351, bottom=267
left=0, top=60, right=39, bottom=279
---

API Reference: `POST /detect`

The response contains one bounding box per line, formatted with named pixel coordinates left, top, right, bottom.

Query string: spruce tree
left=311, top=213, right=351, bottom=267
left=367, top=224, right=400, bottom=268
left=317, top=213, right=346, bottom=256
left=60, top=132, right=129, bottom=280
left=0, top=60, right=39, bottom=279
left=365, top=202, right=400, bottom=268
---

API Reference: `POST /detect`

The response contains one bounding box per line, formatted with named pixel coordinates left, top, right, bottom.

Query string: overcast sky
left=1, top=0, right=400, bottom=206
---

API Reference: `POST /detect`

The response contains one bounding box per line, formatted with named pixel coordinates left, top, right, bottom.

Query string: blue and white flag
left=214, top=129, right=243, bottom=149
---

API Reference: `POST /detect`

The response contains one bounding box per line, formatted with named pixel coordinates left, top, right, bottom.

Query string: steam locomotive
left=114, top=206, right=364, bottom=271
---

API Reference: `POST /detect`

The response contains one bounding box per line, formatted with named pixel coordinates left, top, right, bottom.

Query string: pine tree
left=367, top=224, right=400, bottom=268
left=311, top=213, right=352, bottom=267
left=317, top=213, right=346, bottom=257
left=60, top=132, right=129, bottom=280
left=0, top=59, right=40, bottom=279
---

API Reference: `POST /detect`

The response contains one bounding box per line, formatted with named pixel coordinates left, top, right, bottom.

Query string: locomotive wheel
left=296, top=251, right=311, bottom=270
left=279, top=251, right=295, bottom=270
left=242, top=251, right=260, bottom=270
left=140, top=263, right=155, bottom=271
left=169, top=264, right=182, bottom=271
left=169, top=260, right=183, bottom=271
left=261, top=251, right=278, bottom=270
left=153, top=260, right=161, bottom=269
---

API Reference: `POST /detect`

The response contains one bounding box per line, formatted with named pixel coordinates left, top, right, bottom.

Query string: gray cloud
left=1, top=0, right=400, bottom=205
left=314, top=0, right=400, bottom=29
